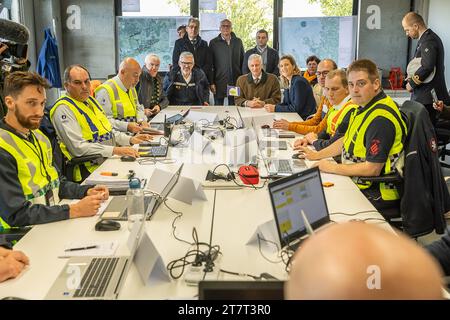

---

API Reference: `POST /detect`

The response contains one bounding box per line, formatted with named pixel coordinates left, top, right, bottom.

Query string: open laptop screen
left=268, top=167, right=330, bottom=249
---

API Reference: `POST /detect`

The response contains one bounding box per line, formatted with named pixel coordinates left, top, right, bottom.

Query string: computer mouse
left=292, top=153, right=304, bottom=159
left=120, top=155, right=136, bottom=162
left=95, top=219, right=121, bottom=231
left=261, top=124, right=270, bottom=129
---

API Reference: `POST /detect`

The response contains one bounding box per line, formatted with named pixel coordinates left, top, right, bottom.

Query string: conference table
left=0, top=106, right=393, bottom=300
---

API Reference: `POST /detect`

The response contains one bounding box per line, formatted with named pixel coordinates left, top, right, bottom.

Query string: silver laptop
left=45, top=197, right=156, bottom=300
left=100, top=164, right=184, bottom=221
left=268, top=167, right=331, bottom=251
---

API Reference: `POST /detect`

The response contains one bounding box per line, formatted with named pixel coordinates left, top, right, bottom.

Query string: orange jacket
left=287, top=96, right=331, bottom=134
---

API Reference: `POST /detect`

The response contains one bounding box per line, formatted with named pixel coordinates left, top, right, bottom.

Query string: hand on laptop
left=295, top=146, right=320, bottom=161
left=293, top=138, right=309, bottom=149
left=127, top=122, right=143, bottom=134
left=69, top=194, right=105, bottom=218
left=130, top=134, right=153, bottom=145
left=113, top=146, right=139, bottom=158
left=87, top=185, right=109, bottom=200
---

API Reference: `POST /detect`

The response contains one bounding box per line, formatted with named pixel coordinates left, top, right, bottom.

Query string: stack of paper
left=85, top=172, right=130, bottom=192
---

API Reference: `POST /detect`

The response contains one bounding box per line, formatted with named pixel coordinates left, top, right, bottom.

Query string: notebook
left=268, top=167, right=330, bottom=251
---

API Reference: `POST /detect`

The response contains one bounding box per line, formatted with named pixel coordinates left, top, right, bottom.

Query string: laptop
left=138, top=124, right=172, bottom=157
left=45, top=196, right=156, bottom=300
left=259, top=140, right=288, bottom=150
left=268, top=167, right=331, bottom=251
left=166, top=108, right=190, bottom=124
left=199, top=280, right=284, bottom=300
left=100, top=164, right=184, bottom=221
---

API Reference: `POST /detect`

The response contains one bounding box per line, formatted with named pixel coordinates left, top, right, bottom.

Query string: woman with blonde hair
left=265, top=55, right=316, bottom=119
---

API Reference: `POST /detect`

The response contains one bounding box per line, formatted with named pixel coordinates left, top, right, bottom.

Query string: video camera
left=0, top=41, right=28, bottom=60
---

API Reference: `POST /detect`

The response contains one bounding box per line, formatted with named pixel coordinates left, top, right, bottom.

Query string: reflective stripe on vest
left=326, top=100, right=357, bottom=136
left=0, top=129, right=60, bottom=228
left=342, top=96, right=407, bottom=200
left=95, top=79, right=139, bottom=122
left=50, top=95, right=113, bottom=181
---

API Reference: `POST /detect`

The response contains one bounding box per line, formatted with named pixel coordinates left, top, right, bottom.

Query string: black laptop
left=199, top=280, right=284, bottom=300
left=268, top=167, right=331, bottom=251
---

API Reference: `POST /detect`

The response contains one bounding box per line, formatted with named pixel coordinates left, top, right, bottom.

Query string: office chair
left=358, top=100, right=449, bottom=238
left=435, top=118, right=450, bottom=168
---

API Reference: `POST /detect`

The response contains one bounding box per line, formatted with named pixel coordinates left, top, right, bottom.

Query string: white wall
left=428, top=0, right=450, bottom=88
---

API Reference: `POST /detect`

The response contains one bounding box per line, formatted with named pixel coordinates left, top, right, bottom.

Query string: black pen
left=65, top=245, right=98, bottom=252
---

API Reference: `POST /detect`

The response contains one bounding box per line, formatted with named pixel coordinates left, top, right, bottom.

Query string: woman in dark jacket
left=265, top=55, right=316, bottom=119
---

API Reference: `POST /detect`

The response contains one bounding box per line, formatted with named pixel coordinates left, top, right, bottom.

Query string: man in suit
left=242, top=29, right=279, bottom=76
left=172, top=17, right=212, bottom=85
left=402, top=11, right=450, bottom=125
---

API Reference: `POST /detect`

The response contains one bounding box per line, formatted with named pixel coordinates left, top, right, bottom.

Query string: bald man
left=95, top=58, right=149, bottom=134
left=285, top=223, right=444, bottom=299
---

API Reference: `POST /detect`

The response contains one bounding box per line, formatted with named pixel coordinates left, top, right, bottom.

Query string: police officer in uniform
left=402, top=11, right=450, bottom=125
left=298, top=59, right=407, bottom=214
left=0, top=72, right=108, bottom=228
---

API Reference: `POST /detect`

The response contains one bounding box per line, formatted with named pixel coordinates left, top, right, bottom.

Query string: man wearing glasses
left=172, top=17, right=212, bottom=85
left=273, top=59, right=337, bottom=133
left=163, top=52, right=209, bottom=106
left=209, top=19, right=244, bottom=106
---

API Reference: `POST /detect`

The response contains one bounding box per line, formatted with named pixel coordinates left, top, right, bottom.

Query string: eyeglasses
left=146, top=63, right=160, bottom=68
left=180, top=61, right=193, bottom=66
left=316, top=71, right=330, bottom=77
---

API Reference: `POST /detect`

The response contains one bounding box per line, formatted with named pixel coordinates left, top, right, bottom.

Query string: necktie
left=255, top=78, right=260, bottom=85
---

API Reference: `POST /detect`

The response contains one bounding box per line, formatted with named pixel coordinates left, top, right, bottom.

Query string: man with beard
left=0, top=72, right=109, bottom=228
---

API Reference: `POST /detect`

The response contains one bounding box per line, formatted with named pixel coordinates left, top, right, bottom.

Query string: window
left=199, top=0, right=274, bottom=50
left=122, top=0, right=187, bottom=16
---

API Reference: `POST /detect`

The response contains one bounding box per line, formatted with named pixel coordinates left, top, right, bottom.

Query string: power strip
left=184, top=262, right=221, bottom=286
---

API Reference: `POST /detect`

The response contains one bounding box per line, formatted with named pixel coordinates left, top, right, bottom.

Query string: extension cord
left=184, top=261, right=221, bottom=286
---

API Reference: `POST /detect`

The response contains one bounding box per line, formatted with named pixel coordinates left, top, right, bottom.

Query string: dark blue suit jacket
left=242, top=46, right=279, bottom=76
left=275, top=75, right=316, bottom=119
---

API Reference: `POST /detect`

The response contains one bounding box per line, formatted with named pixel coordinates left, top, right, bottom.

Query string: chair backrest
left=398, top=100, right=450, bottom=237
left=39, top=104, right=65, bottom=175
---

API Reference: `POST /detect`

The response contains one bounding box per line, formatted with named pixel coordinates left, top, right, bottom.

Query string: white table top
left=0, top=106, right=394, bottom=300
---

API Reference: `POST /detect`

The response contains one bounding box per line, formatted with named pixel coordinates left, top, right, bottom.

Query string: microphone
left=0, top=19, right=29, bottom=44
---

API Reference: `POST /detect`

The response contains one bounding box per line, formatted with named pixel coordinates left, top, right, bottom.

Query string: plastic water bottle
left=127, top=178, right=144, bottom=231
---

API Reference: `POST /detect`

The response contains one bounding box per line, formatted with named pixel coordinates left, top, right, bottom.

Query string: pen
left=65, top=245, right=98, bottom=252
left=100, top=172, right=118, bottom=176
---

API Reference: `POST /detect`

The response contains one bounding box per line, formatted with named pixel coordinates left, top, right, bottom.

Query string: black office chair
left=435, top=118, right=450, bottom=168
left=358, top=100, right=450, bottom=238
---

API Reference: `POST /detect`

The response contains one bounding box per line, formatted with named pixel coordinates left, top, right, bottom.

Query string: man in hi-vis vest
left=50, top=65, right=152, bottom=182
left=0, top=72, right=108, bottom=229
left=298, top=59, right=407, bottom=213
left=95, top=58, right=149, bottom=133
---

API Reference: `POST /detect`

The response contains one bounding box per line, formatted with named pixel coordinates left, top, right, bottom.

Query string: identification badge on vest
left=45, top=189, right=56, bottom=206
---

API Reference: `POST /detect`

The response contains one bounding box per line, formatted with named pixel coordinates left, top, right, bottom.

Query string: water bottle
left=126, top=178, right=144, bottom=231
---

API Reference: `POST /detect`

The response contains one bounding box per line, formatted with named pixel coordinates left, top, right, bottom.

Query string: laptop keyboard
left=74, top=257, right=121, bottom=298
left=261, top=140, right=288, bottom=150
left=269, top=159, right=293, bottom=175
left=139, top=145, right=168, bottom=157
